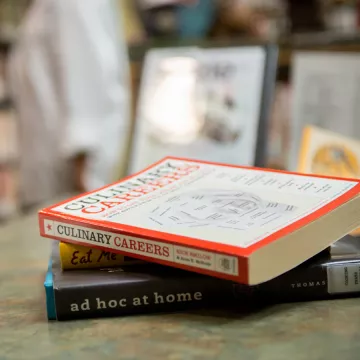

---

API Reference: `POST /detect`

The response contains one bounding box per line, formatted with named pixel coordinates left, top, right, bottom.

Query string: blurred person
left=7, top=0, right=131, bottom=212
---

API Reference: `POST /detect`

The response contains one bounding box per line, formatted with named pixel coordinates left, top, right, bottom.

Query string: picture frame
left=288, top=51, right=360, bottom=171
left=127, top=43, right=278, bottom=175
left=296, top=124, right=360, bottom=237
left=297, top=125, right=360, bottom=178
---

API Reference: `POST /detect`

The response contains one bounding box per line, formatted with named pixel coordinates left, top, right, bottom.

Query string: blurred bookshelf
left=124, top=30, right=360, bottom=173
left=126, top=30, right=360, bottom=122
left=128, top=30, right=360, bottom=72
left=0, top=0, right=29, bottom=221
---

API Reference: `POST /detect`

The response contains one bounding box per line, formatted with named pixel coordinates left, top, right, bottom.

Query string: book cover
left=46, top=243, right=238, bottom=321
left=44, top=241, right=360, bottom=321
left=44, top=259, right=56, bottom=320
left=128, top=45, right=277, bottom=174
left=59, top=234, right=360, bottom=271
left=249, top=251, right=360, bottom=303
left=59, top=242, right=143, bottom=270
left=297, top=125, right=360, bottom=237
left=39, top=156, right=360, bottom=285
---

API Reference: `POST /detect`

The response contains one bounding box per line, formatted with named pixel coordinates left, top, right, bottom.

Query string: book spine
left=39, top=215, right=244, bottom=283
left=44, top=260, right=56, bottom=320
left=245, top=258, right=360, bottom=302
left=59, top=242, right=144, bottom=270
left=53, top=276, right=237, bottom=320
left=52, top=259, right=360, bottom=320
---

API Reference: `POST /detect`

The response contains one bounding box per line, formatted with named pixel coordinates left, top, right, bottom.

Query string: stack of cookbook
left=40, top=128, right=360, bottom=321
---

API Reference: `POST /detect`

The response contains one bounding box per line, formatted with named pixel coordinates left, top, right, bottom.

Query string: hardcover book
left=128, top=45, right=277, bottom=174
left=44, top=240, right=360, bottom=320
left=297, top=125, right=360, bottom=237
left=248, top=251, right=360, bottom=304
left=59, top=242, right=143, bottom=270
left=58, top=234, right=360, bottom=271
left=39, top=156, right=360, bottom=285
left=45, top=243, right=237, bottom=321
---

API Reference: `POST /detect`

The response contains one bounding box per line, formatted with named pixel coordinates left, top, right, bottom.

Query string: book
left=60, top=235, right=360, bottom=270
left=297, top=125, right=360, bottom=237
left=59, top=242, right=143, bottom=270
left=288, top=51, right=360, bottom=171
left=45, top=243, right=238, bottom=321
left=39, top=156, right=360, bottom=285
left=44, top=241, right=360, bottom=320
left=59, top=234, right=360, bottom=271
left=128, top=45, right=277, bottom=174
left=246, top=251, right=360, bottom=304
left=330, top=235, right=360, bottom=259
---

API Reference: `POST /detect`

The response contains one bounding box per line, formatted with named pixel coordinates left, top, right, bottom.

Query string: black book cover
left=244, top=251, right=360, bottom=303
left=49, top=243, right=238, bottom=320
left=46, top=242, right=360, bottom=321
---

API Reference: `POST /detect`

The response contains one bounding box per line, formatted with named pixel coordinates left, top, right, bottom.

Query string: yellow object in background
left=59, top=242, right=142, bottom=270
left=297, top=125, right=360, bottom=237
left=311, top=145, right=359, bottom=178
left=297, top=126, right=360, bottom=177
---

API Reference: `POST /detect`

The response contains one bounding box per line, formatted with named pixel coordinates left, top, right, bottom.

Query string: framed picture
left=288, top=51, right=360, bottom=171
left=297, top=125, right=360, bottom=178
left=296, top=124, right=360, bottom=237
left=127, top=44, right=278, bottom=175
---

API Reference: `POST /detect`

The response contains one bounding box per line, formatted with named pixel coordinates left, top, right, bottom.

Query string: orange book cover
left=38, top=157, right=360, bottom=285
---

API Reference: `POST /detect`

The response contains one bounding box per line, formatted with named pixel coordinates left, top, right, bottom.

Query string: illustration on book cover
left=45, top=158, right=360, bottom=249
left=148, top=188, right=297, bottom=231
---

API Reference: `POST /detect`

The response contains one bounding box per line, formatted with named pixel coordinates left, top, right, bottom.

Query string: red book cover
left=38, top=157, right=360, bottom=285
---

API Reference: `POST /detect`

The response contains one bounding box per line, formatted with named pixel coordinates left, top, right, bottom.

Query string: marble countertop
left=1, top=209, right=360, bottom=360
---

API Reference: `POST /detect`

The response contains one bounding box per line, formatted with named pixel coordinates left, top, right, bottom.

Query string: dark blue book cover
left=44, top=239, right=360, bottom=321
left=44, top=243, right=238, bottom=321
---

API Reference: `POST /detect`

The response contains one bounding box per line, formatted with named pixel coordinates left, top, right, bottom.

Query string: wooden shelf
left=128, top=31, right=360, bottom=66
left=128, top=31, right=360, bottom=85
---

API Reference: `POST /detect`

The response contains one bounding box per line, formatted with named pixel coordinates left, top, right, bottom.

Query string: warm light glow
left=145, top=57, right=204, bottom=144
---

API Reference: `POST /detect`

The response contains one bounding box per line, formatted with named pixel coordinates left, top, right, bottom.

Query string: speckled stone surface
left=1, top=209, right=360, bottom=360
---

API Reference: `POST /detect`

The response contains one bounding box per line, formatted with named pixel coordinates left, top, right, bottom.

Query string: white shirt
left=7, top=0, right=131, bottom=208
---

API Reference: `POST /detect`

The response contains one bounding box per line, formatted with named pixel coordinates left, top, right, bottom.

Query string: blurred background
left=1, top=0, right=360, bottom=223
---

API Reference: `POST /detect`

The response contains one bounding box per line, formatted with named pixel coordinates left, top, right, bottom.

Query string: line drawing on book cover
left=148, top=189, right=297, bottom=230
